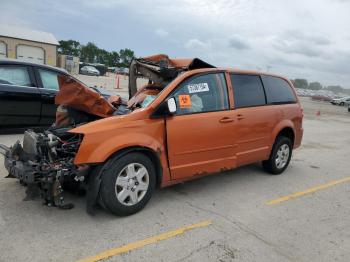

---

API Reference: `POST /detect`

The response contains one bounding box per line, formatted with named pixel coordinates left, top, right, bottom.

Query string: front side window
left=172, top=73, right=229, bottom=115
left=0, top=66, right=31, bottom=86
left=261, top=75, right=296, bottom=104
left=38, top=69, right=60, bottom=90
left=230, top=74, right=266, bottom=108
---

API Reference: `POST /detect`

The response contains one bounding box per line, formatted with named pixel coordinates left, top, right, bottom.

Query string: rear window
left=261, top=76, right=296, bottom=104
left=230, top=74, right=266, bottom=108
left=0, top=66, right=31, bottom=86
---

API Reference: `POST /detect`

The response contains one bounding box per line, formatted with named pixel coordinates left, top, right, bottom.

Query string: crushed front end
left=0, top=129, right=85, bottom=209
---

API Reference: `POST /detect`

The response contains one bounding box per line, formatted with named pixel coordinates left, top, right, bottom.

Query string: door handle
left=237, top=114, right=245, bottom=120
left=219, top=117, right=234, bottom=123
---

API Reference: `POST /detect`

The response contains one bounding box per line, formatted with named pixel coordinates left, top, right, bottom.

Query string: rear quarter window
left=38, top=69, right=60, bottom=90
left=261, top=76, right=296, bottom=104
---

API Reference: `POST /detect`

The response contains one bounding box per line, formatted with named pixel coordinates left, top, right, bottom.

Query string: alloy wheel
left=275, top=144, right=290, bottom=169
left=115, top=163, right=150, bottom=206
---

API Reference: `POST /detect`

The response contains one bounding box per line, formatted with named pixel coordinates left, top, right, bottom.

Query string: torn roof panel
left=140, top=54, right=215, bottom=70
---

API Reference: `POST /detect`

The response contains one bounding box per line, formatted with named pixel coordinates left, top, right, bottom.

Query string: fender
left=271, top=119, right=295, bottom=145
left=75, top=132, right=164, bottom=164
left=74, top=129, right=172, bottom=187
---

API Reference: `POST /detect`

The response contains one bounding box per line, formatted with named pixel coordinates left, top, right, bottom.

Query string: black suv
left=0, top=60, right=69, bottom=128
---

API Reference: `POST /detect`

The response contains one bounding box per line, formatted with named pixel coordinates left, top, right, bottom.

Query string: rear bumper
left=294, top=128, right=303, bottom=149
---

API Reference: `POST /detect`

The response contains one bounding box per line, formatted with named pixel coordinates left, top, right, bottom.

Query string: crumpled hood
left=56, top=75, right=117, bottom=118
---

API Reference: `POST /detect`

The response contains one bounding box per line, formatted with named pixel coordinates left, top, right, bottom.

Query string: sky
left=1, top=0, right=350, bottom=87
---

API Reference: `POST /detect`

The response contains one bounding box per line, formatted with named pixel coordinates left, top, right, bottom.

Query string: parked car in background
left=80, top=65, right=100, bottom=76
left=115, top=67, right=129, bottom=76
left=0, top=59, right=69, bottom=128
left=345, top=98, right=350, bottom=106
left=330, top=97, right=350, bottom=106
left=312, top=95, right=332, bottom=102
left=0, top=59, right=112, bottom=129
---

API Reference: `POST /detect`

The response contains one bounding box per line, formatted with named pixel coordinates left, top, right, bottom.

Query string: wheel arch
left=271, top=119, right=296, bottom=147
left=275, top=126, right=295, bottom=145
left=107, top=146, right=163, bottom=188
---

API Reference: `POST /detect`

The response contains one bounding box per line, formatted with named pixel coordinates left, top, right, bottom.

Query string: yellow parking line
left=267, top=176, right=350, bottom=205
left=78, top=220, right=212, bottom=262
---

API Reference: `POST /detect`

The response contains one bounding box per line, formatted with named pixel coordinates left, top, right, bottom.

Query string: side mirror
left=167, top=97, right=177, bottom=114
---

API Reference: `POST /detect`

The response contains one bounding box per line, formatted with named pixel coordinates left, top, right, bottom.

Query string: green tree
left=309, top=81, right=322, bottom=90
left=118, top=48, right=135, bottom=67
left=107, top=51, right=120, bottom=67
left=293, top=79, right=309, bottom=89
left=58, top=39, right=136, bottom=67
left=80, top=42, right=99, bottom=63
left=96, top=48, right=110, bottom=65
left=57, top=40, right=81, bottom=56
left=325, top=85, right=343, bottom=93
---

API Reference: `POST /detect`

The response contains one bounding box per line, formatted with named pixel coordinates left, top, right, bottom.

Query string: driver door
left=166, top=72, right=237, bottom=180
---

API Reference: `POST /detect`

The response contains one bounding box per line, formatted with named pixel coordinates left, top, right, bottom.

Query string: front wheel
left=100, top=152, right=156, bottom=216
left=340, top=102, right=344, bottom=106
left=262, top=136, right=293, bottom=175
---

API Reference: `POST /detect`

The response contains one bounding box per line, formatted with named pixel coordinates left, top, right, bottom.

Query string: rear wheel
left=262, top=136, right=293, bottom=175
left=100, top=152, right=156, bottom=216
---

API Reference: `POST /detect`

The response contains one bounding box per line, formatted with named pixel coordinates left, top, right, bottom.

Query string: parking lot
left=0, top=96, right=349, bottom=262
left=76, top=73, right=147, bottom=99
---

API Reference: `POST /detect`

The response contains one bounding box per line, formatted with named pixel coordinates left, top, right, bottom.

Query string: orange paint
left=70, top=68, right=303, bottom=188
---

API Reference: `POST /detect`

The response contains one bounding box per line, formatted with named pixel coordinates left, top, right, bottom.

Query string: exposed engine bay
left=0, top=54, right=215, bottom=213
left=1, top=129, right=82, bottom=209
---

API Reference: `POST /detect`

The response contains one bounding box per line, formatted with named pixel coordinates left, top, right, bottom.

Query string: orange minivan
left=1, top=56, right=303, bottom=216
left=70, top=69, right=303, bottom=215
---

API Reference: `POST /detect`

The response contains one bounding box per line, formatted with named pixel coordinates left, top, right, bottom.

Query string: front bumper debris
left=0, top=141, right=74, bottom=209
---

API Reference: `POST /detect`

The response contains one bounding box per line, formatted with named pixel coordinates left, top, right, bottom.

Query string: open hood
left=128, top=54, right=215, bottom=98
left=56, top=75, right=117, bottom=118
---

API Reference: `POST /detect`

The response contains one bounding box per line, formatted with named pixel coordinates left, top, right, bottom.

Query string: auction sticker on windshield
left=187, top=83, right=209, bottom=93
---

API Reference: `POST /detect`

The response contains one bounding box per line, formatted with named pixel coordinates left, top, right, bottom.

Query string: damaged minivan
left=0, top=54, right=303, bottom=216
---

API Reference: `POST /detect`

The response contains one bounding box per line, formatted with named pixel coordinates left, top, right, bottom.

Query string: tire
left=348, top=107, right=350, bottom=112
left=99, top=152, right=156, bottom=216
left=262, top=136, right=293, bottom=175
left=340, top=102, right=344, bottom=106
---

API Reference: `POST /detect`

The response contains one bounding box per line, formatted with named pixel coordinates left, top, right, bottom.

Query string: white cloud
left=184, top=38, right=210, bottom=51
left=228, top=36, right=250, bottom=50
left=2, top=0, right=350, bottom=87
left=155, top=28, right=169, bottom=38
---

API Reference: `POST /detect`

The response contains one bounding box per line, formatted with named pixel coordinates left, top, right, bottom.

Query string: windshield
left=140, top=95, right=157, bottom=108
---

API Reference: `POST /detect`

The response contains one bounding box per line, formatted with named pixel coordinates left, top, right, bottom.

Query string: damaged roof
left=138, top=54, right=215, bottom=70
left=128, top=54, right=215, bottom=98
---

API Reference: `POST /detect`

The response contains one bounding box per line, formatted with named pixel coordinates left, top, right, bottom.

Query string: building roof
left=0, top=25, right=59, bottom=45
left=0, top=58, right=67, bottom=73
